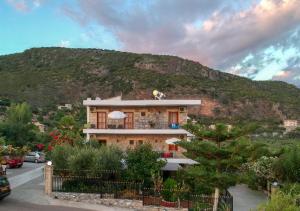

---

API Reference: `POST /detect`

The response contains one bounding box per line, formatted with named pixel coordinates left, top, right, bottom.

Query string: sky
left=1, top=0, right=300, bottom=87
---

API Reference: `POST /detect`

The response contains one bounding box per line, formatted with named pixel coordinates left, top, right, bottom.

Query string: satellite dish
left=153, top=90, right=166, bottom=100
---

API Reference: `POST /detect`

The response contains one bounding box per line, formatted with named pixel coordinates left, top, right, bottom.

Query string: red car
left=3, top=156, right=24, bottom=168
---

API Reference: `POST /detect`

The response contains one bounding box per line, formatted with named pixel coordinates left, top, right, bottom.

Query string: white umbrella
left=108, top=111, right=127, bottom=119
left=165, top=137, right=181, bottom=145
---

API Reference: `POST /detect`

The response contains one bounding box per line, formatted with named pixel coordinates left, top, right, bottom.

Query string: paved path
left=229, top=184, right=268, bottom=211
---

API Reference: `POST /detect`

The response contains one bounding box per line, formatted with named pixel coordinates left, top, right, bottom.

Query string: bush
left=162, top=178, right=177, bottom=202
left=94, top=146, right=123, bottom=172
left=51, top=144, right=74, bottom=170
left=125, top=144, right=165, bottom=187
left=68, top=147, right=97, bottom=176
left=273, top=148, right=300, bottom=182
left=257, top=191, right=299, bottom=211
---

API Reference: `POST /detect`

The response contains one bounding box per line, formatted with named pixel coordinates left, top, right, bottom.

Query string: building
left=32, top=120, right=46, bottom=133
left=283, top=120, right=298, bottom=132
left=57, top=104, right=72, bottom=110
left=83, top=96, right=201, bottom=160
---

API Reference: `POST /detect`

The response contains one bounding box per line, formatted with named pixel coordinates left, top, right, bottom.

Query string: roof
left=159, top=158, right=198, bottom=165
left=83, top=98, right=201, bottom=107
left=83, top=128, right=193, bottom=136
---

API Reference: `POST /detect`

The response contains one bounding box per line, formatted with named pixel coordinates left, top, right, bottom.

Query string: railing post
left=44, top=164, right=53, bottom=195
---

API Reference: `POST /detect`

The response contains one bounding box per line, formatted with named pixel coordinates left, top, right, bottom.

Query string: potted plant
left=148, top=120, right=156, bottom=128
left=161, top=178, right=178, bottom=207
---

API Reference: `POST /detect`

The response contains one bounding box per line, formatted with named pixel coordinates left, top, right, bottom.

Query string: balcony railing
left=89, top=122, right=180, bottom=130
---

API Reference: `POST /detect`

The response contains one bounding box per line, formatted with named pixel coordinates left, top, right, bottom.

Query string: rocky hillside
left=0, top=47, right=300, bottom=123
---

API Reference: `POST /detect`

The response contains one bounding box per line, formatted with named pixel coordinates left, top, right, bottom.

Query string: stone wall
left=52, top=192, right=188, bottom=211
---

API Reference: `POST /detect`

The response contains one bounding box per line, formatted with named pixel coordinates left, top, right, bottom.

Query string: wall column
left=44, top=164, right=53, bottom=195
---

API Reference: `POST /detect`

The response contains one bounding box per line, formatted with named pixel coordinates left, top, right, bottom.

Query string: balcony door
left=97, top=112, right=107, bottom=129
left=124, top=112, right=134, bottom=129
left=168, top=112, right=179, bottom=125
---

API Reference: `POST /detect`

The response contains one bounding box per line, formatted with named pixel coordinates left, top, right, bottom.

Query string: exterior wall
left=88, top=106, right=188, bottom=129
left=283, top=120, right=298, bottom=127
left=90, top=134, right=187, bottom=155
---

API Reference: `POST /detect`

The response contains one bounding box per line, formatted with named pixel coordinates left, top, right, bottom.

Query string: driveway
left=229, top=184, right=268, bottom=211
left=1, top=163, right=131, bottom=211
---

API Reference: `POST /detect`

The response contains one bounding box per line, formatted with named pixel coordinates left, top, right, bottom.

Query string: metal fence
left=52, top=170, right=233, bottom=210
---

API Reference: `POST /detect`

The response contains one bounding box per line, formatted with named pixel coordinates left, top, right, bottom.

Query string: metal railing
left=52, top=170, right=233, bottom=210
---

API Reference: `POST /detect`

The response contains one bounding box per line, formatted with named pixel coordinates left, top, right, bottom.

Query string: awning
left=165, top=137, right=181, bottom=145
left=159, top=158, right=198, bottom=165
left=161, top=163, right=182, bottom=171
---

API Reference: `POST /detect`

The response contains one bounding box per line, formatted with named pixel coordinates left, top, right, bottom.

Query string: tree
left=49, top=115, right=83, bottom=147
left=273, top=147, right=300, bottom=183
left=0, top=103, right=37, bottom=146
left=125, top=144, right=165, bottom=187
left=180, top=123, right=257, bottom=194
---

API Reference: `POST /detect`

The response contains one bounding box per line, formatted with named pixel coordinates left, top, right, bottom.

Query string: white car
left=24, top=152, right=46, bottom=163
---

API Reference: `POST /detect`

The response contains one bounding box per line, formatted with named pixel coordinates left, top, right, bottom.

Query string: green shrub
left=162, top=178, right=177, bottom=202
left=68, top=147, right=97, bottom=176
left=257, top=191, right=300, bottom=211
left=51, top=144, right=73, bottom=170
left=273, top=148, right=300, bottom=182
left=93, top=146, right=124, bottom=178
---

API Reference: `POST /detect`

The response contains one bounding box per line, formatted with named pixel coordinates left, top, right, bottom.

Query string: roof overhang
left=83, top=99, right=201, bottom=107
left=159, top=158, right=198, bottom=165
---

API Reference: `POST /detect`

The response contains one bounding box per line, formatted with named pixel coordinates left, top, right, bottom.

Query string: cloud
left=6, top=0, right=44, bottom=12
left=272, top=69, right=300, bottom=87
left=59, top=40, right=71, bottom=48
left=63, top=0, right=300, bottom=68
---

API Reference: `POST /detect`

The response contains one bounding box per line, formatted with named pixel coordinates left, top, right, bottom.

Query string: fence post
left=44, top=164, right=53, bottom=195
left=212, top=188, right=220, bottom=211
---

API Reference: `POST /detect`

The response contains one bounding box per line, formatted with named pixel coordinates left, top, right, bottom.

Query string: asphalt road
left=0, top=162, right=125, bottom=211
left=5, top=162, right=44, bottom=178
left=0, top=199, right=91, bottom=211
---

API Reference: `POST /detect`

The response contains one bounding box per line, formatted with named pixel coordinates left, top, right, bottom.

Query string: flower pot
left=160, top=200, right=177, bottom=208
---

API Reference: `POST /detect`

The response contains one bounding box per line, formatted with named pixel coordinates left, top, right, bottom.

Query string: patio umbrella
left=108, top=111, right=127, bottom=119
left=165, top=137, right=181, bottom=145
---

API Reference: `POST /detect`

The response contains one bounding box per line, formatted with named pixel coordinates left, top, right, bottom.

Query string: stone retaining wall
left=52, top=192, right=188, bottom=211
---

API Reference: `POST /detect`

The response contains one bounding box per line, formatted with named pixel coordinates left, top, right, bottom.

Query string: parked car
left=24, top=152, right=45, bottom=163
left=2, top=156, right=24, bottom=168
left=0, top=175, right=10, bottom=200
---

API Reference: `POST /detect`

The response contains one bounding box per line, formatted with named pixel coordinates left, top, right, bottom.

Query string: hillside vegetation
left=0, top=47, right=300, bottom=122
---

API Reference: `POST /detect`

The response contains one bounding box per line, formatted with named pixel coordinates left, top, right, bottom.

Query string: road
left=0, top=162, right=92, bottom=211
left=0, top=162, right=129, bottom=211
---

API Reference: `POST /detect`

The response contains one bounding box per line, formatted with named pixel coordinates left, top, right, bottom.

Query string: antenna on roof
left=153, top=90, right=166, bottom=100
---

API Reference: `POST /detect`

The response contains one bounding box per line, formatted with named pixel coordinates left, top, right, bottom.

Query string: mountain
left=0, top=47, right=300, bottom=123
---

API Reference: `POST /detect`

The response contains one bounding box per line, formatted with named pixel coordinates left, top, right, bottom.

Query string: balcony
left=89, top=121, right=180, bottom=130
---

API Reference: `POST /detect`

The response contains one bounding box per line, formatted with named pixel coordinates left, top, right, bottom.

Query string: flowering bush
left=242, top=156, right=277, bottom=181
left=240, top=156, right=278, bottom=190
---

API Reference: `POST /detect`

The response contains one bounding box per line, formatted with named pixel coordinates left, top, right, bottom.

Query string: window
left=129, top=140, right=134, bottom=145
left=169, top=112, right=179, bottom=124
left=98, top=139, right=107, bottom=146
left=138, top=140, right=143, bottom=145
left=141, top=112, right=146, bottom=117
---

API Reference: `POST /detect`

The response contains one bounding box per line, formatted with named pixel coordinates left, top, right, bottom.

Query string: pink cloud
left=63, top=0, right=300, bottom=69
left=272, top=69, right=300, bottom=87
left=6, top=0, right=44, bottom=12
